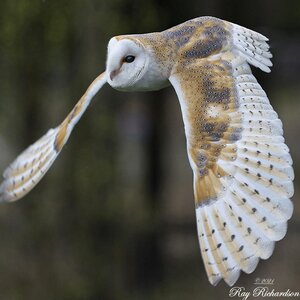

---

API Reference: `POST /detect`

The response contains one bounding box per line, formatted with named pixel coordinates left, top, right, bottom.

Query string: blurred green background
left=0, top=0, right=299, bottom=299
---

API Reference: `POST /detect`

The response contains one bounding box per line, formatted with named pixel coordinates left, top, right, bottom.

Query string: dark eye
left=124, top=55, right=135, bottom=63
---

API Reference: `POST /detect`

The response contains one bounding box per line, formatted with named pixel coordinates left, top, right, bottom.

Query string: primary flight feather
left=0, top=16, right=294, bottom=286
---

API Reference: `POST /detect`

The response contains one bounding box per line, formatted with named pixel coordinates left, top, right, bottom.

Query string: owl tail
left=0, top=72, right=107, bottom=202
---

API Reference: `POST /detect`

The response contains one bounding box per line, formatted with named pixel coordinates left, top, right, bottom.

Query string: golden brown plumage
left=0, top=17, right=293, bottom=286
left=167, top=18, right=292, bottom=285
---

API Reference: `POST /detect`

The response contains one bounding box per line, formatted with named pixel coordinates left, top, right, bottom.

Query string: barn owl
left=0, top=16, right=294, bottom=286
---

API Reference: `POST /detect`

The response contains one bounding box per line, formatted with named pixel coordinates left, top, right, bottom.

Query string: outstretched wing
left=0, top=72, right=107, bottom=202
left=169, top=20, right=294, bottom=286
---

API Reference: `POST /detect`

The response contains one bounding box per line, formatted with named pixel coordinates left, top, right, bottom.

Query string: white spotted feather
left=170, top=20, right=293, bottom=286
left=209, top=66, right=290, bottom=283
left=232, top=23, right=273, bottom=72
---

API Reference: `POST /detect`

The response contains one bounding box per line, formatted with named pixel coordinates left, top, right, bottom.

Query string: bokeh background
left=0, top=0, right=299, bottom=299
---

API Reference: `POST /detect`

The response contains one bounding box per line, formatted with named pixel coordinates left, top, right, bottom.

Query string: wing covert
left=169, top=22, right=293, bottom=286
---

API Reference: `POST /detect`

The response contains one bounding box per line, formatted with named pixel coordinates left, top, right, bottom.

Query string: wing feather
left=169, top=19, right=293, bottom=286
left=0, top=72, right=107, bottom=202
left=232, top=22, right=273, bottom=72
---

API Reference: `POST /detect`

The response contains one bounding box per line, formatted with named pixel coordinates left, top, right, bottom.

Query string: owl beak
left=109, top=68, right=121, bottom=81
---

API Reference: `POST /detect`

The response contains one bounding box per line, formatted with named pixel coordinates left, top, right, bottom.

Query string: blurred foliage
left=0, top=0, right=299, bottom=299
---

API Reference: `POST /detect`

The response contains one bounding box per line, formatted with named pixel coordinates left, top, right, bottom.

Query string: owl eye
left=124, top=55, right=135, bottom=63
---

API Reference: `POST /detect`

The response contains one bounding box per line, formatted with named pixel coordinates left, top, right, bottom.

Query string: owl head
left=106, top=35, right=170, bottom=92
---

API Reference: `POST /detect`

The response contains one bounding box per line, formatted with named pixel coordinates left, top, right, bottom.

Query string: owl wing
left=169, top=22, right=294, bottom=286
left=0, top=72, right=107, bottom=202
